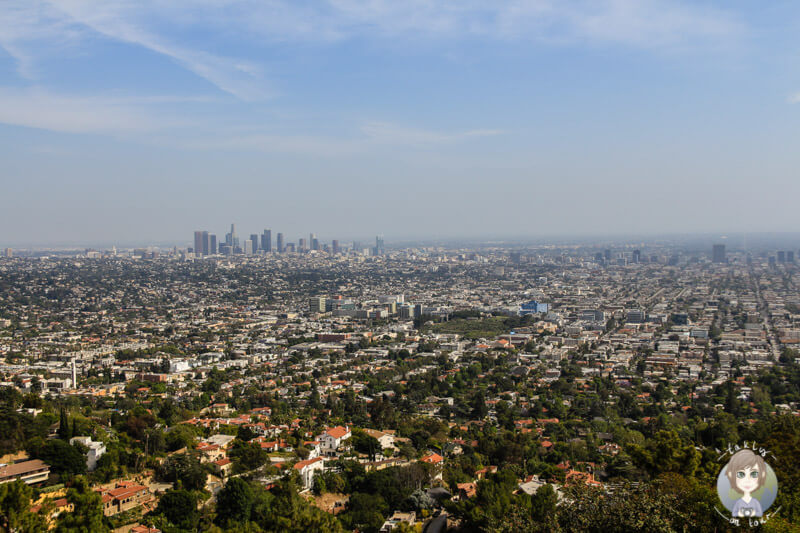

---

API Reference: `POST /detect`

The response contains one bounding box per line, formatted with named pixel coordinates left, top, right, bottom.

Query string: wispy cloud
left=361, top=121, right=502, bottom=144
left=0, top=1, right=742, bottom=98
left=788, top=92, right=800, bottom=104
left=48, top=0, right=270, bottom=101
left=0, top=86, right=177, bottom=133
left=179, top=122, right=503, bottom=156
left=0, top=83, right=499, bottom=154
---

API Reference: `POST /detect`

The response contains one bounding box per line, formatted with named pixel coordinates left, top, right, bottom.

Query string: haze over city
left=3, top=4, right=800, bottom=531
left=2, top=1, right=800, bottom=246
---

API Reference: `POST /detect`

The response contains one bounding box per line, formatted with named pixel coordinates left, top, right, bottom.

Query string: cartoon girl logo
left=717, top=449, right=778, bottom=519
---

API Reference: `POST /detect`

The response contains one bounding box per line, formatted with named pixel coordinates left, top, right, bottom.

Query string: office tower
left=194, top=231, right=203, bottom=256
left=594, top=252, right=603, bottom=262
left=632, top=249, right=641, bottom=264
left=261, top=229, right=272, bottom=253
left=202, top=231, right=210, bottom=255
left=353, top=241, right=362, bottom=252
left=277, top=233, right=284, bottom=253
left=712, top=244, right=726, bottom=263
left=375, top=235, right=385, bottom=255
left=226, top=223, right=238, bottom=248
left=244, top=239, right=253, bottom=255
left=220, top=245, right=232, bottom=256
left=604, top=249, right=612, bottom=260
left=332, top=240, right=340, bottom=254
left=788, top=251, right=795, bottom=263
left=627, top=309, right=646, bottom=323
left=285, top=242, right=296, bottom=253
left=510, top=252, right=521, bottom=265
left=209, top=234, right=217, bottom=254
left=778, top=251, right=786, bottom=263
left=250, top=234, right=259, bottom=253
left=4, top=248, right=12, bottom=258
left=299, top=238, right=307, bottom=252
left=309, top=297, right=327, bottom=313
left=309, top=233, right=317, bottom=251
left=311, top=238, right=319, bottom=251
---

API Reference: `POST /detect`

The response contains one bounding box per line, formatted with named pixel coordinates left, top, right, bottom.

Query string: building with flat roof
left=0, top=459, right=50, bottom=485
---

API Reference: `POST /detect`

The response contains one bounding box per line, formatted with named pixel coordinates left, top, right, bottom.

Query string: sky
left=1, top=0, right=800, bottom=247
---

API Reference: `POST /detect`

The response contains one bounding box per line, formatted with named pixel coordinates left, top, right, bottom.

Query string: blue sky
left=1, top=1, right=799, bottom=246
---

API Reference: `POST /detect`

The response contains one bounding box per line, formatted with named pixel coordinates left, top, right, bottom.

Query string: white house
left=70, top=437, right=106, bottom=471
left=362, top=429, right=396, bottom=450
left=293, top=457, right=325, bottom=489
left=317, top=426, right=351, bottom=456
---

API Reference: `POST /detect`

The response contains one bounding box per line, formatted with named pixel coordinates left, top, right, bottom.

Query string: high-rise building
left=375, top=235, right=385, bottom=255
left=250, top=234, right=259, bottom=253
left=209, top=234, right=217, bottom=255
left=299, top=238, right=307, bottom=252
left=309, top=297, right=327, bottom=313
left=332, top=240, right=340, bottom=255
left=244, top=239, right=253, bottom=255
left=632, top=249, right=641, bottom=264
left=788, top=251, right=795, bottom=263
left=226, top=223, right=239, bottom=248
left=261, top=229, right=272, bottom=253
left=604, top=249, right=612, bottom=260
left=202, top=231, right=210, bottom=255
left=4, top=248, right=12, bottom=258
left=309, top=233, right=317, bottom=251
left=712, top=244, right=726, bottom=264
left=778, top=251, right=786, bottom=263
left=311, top=238, right=319, bottom=251
left=627, top=309, right=646, bottom=323
left=277, top=233, right=284, bottom=253
left=194, top=231, right=203, bottom=256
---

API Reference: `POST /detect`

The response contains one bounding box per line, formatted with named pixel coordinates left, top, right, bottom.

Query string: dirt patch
left=308, top=492, right=349, bottom=515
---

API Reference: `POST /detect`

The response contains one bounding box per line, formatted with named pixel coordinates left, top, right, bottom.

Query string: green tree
left=58, top=407, right=72, bottom=440
left=216, top=477, right=254, bottom=526
left=629, top=429, right=700, bottom=478
left=154, top=489, right=198, bottom=529
left=33, top=439, right=87, bottom=477
left=229, top=440, right=268, bottom=473
left=156, top=453, right=207, bottom=491
left=56, top=476, right=106, bottom=532
left=351, top=429, right=380, bottom=461
left=530, top=483, right=558, bottom=523
left=342, top=492, right=388, bottom=533
left=164, top=425, right=199, bottom=452
left=0, top=480, right=49, bottom=532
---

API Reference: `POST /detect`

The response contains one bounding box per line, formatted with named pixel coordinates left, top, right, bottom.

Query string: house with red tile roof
left=317, top=426, right=351, bottom=456
left=420, top=452, right=443, bottom=465
left=293, top=457, right=325, bottom=489
left=98, top=481, right=152, bottom=516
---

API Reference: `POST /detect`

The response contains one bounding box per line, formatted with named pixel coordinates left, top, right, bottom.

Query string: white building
left=317, top=426, right=351, bottom=455
left=70, top=437, right=106, bottom=471
left=293, top=457, right=325, bottom=489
